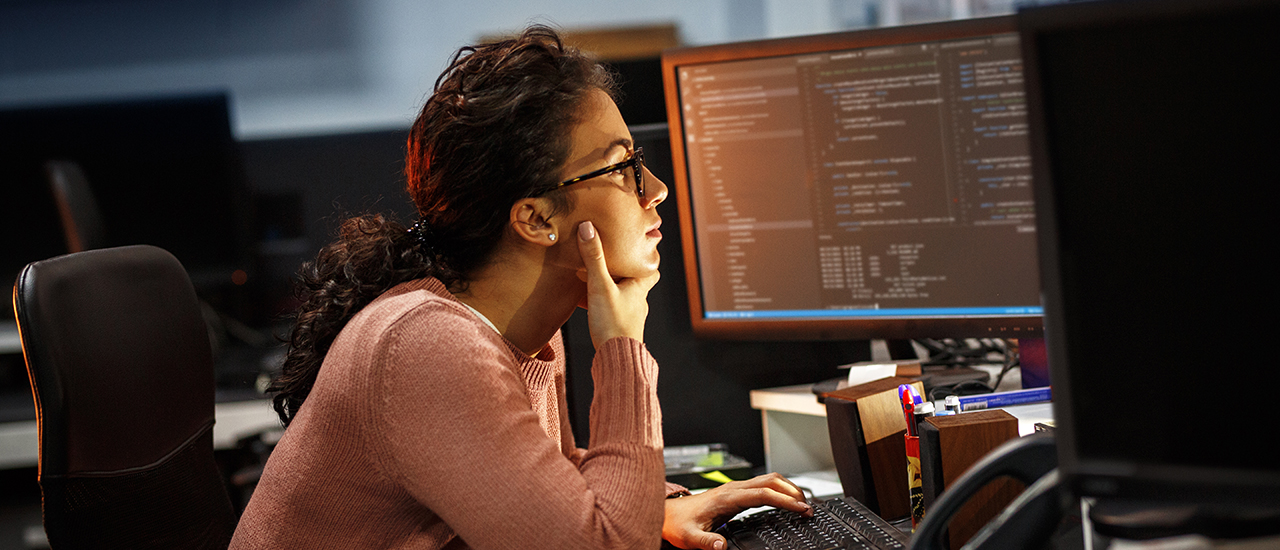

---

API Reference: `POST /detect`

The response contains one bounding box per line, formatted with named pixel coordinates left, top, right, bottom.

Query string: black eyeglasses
left=555, top=147, right=645, bottom=197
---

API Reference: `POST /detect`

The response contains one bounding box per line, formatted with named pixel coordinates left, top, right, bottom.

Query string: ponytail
left=269, top=214, right=441, bottom=425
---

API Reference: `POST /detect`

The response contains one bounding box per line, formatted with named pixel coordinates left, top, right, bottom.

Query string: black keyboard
left=718, top=496, right=911, bottom=550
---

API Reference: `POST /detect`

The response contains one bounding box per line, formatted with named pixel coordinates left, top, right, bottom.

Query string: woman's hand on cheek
left=576, top=221, right=658, bottom=349
left=662, top=473, right=813, bottom=550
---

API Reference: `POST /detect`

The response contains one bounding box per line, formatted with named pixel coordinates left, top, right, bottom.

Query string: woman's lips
left=646, top=220, right=662, bottom=239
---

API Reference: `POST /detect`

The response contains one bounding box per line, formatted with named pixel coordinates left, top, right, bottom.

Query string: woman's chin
left=635, top=254, right=662, bottom=278
left=610, top=264, right=660, bottom=281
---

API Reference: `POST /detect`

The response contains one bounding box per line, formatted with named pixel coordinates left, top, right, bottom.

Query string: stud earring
left=549, top=234, right=556, bottom=242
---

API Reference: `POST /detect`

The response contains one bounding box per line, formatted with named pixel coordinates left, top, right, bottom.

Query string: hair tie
left=408, top=220, right=438, bottom=257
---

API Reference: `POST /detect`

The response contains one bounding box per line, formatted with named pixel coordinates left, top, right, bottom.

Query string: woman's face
left=554, top=89, right=669, bottom=279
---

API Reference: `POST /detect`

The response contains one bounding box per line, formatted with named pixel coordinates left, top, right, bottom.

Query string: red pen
left=899, top=384, right=925, bottom=529
left=899, top=384, right=919, bottom=436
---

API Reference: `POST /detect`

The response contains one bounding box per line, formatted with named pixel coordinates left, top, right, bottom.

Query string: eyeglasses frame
left=554, top=147, right=645, bottom=197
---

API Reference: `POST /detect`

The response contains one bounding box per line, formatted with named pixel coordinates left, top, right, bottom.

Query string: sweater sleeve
left=366, top=305, right=665, bottom=550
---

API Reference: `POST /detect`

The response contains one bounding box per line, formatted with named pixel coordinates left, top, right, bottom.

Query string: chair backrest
left=14, top=244, right=236, bottom=549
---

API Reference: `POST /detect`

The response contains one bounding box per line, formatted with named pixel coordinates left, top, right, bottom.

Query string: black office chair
left=14, top=244, right=237, bottom=549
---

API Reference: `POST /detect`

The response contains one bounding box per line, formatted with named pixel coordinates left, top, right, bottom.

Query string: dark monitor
left=1, top=93, right=253, bottom=322
left=661, top=16, right=1043, bottom=342
left=1022, top=0, right=1280, bottom=506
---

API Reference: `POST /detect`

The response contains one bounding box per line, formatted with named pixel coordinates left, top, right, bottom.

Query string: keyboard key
left=719, top=496, right=910, bottom=550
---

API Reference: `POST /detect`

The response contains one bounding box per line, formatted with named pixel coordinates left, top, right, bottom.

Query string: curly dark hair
left=268, top=25, right=617, bottom=425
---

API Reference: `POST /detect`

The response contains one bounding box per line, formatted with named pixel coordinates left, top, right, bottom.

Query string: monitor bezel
left=661, top=16, right=1044, bottom=341
left=1021, top=0, right=1280, bottom=507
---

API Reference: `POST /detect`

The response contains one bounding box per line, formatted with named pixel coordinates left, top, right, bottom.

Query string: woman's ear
left=510, top=198, right=559, bottom=246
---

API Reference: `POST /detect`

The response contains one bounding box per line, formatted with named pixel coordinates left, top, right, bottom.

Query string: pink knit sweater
left=231, top=278, right=667, bottom=548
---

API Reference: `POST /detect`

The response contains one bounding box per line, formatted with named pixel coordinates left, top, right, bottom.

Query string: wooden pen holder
left=822, top=377, right=923, bottom=521
left=919, top=409, right=1022, bottom=549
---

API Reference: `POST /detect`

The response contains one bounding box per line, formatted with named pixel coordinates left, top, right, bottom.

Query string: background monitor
left=1022, top=0, right=1280, bottom=506
left=661, top=16, right=1043, bottom=342
left=1, top=93, right=254, bottom=323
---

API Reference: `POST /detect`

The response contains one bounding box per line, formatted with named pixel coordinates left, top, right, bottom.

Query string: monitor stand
left=918, top=365, right=990, bottom=393
left=888, top=339, right=990, bottom=395
left=811, top=339, right=992, bottom=398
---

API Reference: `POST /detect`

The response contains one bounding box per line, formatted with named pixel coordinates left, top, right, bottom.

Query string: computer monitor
left=1022, top=0, right=1280, bottom=507
left=661, top=16, right=1043, bottom=343
left=1, top=93, right=254, bottom=322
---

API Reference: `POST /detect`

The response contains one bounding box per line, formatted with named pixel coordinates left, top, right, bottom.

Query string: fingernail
left=578, top=221, right=595, bottom=241
left=713, top=540, right=724, bottom=550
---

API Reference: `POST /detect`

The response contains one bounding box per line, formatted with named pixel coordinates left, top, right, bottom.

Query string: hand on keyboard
left=663, top=472, right=813, bottom=550
left=716, top=496, right=911, bottom=550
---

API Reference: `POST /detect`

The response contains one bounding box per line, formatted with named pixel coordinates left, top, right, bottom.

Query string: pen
left=898, top=384, right=926, bottom=529
left=955, top=387, right=1051, bottom=411
left=899, top=385, right=918, bottom=436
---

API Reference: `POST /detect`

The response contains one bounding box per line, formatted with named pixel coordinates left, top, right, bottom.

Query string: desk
left=749, top=365, right=1052, bottom=476
left=0, top=322, right=20, bottom=355
left=749, top=384, right=833, bottom=476
left=0, top=398, right=282, bottom=470
left=2, top=319, right=285, bottom=469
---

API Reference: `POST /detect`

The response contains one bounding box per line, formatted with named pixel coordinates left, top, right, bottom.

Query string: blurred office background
left=1, top=0, right=1017, bottom=138
left=1, top=0, right=1019, bottom=547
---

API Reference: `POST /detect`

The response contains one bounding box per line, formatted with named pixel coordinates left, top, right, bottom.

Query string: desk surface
left=749, top=384, right=827, bottom=416
left=750, top=366, right=1054, bottom=438
left=1, top=322, right=21, bottom=354
left=0, top=397, right=282, bottom=470
left=2, top=316, right=284, bottom=469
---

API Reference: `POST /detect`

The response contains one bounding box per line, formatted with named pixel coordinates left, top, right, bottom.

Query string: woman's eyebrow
left=604, top=138, right=634, bottom=157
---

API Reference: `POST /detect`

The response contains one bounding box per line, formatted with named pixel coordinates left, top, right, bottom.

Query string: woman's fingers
left=664, top=496, right=727, bottom=550
left=717, top=474, right=812, bottom=516
left=687, top=529, right=727, bottom=550
left=720, top=486, right=811, bottom=517
left=745, top=472, right=806, bottom=501
left=575, top=220, right=652, bottom=348
left=662, top=473, right=817, bottom=550
left=576, top=221, right=613, bottom=290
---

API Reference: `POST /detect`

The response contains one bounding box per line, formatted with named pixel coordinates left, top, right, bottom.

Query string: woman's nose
left=642, top=166, right=668, bottom=209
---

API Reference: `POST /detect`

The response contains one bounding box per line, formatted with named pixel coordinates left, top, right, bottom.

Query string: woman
left=231, top=26, right=811, bottom=550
